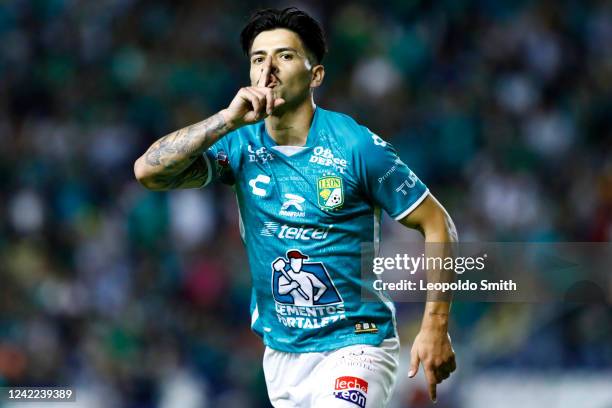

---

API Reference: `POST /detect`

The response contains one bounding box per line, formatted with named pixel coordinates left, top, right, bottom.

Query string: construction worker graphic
left=272, top=250, right=342, bottom=307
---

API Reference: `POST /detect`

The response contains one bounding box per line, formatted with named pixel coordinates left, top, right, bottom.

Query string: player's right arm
left=134, top=57, right=284, bottom=191
left=133, top=112, right=230, bottom=191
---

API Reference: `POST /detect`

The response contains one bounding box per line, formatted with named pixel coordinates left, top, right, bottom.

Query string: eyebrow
left=249, top=47, right=300, bottom=57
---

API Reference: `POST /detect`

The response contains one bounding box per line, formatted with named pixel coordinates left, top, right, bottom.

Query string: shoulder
left=317, top=107, right=377, bottom=152
left=318, top=107, right=364, bottom=135
left=217, top=121, right=264, bottom=151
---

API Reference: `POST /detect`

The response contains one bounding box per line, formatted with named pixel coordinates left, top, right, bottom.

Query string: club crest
left=317, top=176, right=344, bottom=210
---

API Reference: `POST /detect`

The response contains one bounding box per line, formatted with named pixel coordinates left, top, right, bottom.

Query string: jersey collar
left=261, top=105, right=321, bottom=156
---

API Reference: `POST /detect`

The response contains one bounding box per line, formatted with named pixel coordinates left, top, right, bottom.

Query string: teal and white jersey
left=203, top=106, right=428, bottom=352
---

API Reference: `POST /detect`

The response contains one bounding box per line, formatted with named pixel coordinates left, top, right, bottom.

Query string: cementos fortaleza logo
left=334, top=376, right=368, bottom=408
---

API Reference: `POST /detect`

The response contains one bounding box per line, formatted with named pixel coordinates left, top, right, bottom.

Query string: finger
left=255, top=87, right=274, bottom=115
left=437, top=360, right=451, bottom=381
left=424, top=367, right=437, bottom=402
left=267, top=86, right=286, bottom=112
left=237, top=90, right=260, bottom=121
left=251, top=87, right=274, bottom=116
left=257, top=56, right=272, bottom=87
left=408, top=347, right=420, bottom=378
left=435, top=367, right=450, bottom=382
left=435, top=359, right=455, bottom=382
left=244, top=88, right=265, bottom=118
left=246, top=86, right=267, bottom=103
left=438, top=355, right=455, bottom=374
left=449, top=356, right=457, bottom=373
left=265, top=88, right=274, bottom=114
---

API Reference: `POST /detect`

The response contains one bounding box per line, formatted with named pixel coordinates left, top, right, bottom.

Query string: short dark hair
left=240, top=7, right=327, bottom=64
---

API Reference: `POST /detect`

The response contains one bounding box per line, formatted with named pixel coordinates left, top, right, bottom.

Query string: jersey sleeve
left=201, top=132, right=237, bottom=187
left=356, top=127, right=429, bottom=220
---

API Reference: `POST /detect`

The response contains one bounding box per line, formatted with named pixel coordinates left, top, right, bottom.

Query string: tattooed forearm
left=136, top=112, right=229, bottom=190
left=148, top=155, right=209, bottom=190
left=144, top=113, right=228, bottom=169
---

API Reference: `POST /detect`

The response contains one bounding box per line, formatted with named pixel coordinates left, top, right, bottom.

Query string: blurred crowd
left=0, top=0, right=611, bottom=407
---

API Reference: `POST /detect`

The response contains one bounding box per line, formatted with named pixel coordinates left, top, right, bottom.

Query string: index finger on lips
left=257, top=56, right=272, bottom=87
left=243, top=88, right=265, bottom=118
left=251, top=87, right=273, bottom=116
left=264, top=87, right=274, bottom=114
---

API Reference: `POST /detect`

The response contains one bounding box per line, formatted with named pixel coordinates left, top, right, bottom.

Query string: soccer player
left=134, top=7, right=457, bottom=407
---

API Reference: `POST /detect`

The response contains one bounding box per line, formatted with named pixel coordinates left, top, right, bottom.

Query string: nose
left=269, top=58, right=279, bottom=74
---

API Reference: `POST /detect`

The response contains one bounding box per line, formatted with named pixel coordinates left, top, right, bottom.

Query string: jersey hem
left=393, top=189, right=429, bottom=220
left=262, top=332, right=397, bottom=353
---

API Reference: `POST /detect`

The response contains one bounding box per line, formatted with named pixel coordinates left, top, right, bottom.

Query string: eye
left=251, top=57, right=264, bottom=64
left=280, top=53, right=293, bottom=61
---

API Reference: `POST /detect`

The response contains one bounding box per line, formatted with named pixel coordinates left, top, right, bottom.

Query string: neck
left=265, top=97, right=315, bottom=146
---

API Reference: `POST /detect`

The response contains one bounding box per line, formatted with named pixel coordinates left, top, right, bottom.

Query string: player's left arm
left=398, top=193, right=458, bottom=403
left=354, top=126, right=457, bottom=401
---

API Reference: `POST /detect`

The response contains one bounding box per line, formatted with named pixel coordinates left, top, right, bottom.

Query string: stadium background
left=1, top=0, right=611, bottom=407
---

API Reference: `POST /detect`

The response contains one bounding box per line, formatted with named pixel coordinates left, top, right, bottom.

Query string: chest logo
left=317, top=176, right=344, bottom=210
left=309, top=146, right=347, bottom=174
left=280, top=194, right=306, bottom=218
left=249, top=174, right=270, bottom=197
left=248, top=144, right=274, bottom=163
left=272, top=250, right=343, bottom=307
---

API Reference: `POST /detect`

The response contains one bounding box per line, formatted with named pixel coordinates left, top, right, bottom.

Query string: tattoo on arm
left=142, top=112, right=227, bottom=188
left=149, top=154, right=209, bottom=190
left=145, top=113, right=228, bottom=175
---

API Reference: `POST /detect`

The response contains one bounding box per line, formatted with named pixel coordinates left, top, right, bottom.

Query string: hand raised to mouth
left=222, top=55, right=286, bottom=128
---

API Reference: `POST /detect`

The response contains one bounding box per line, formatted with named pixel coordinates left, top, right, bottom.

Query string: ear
left=310, top=64, right=325, bottom=88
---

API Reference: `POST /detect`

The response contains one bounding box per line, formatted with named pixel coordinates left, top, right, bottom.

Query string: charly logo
left=317, top=176, right=344, bottom=210
left=249, top=174, right=270, bottom=197
left=280, top=193, right=306, bottom=218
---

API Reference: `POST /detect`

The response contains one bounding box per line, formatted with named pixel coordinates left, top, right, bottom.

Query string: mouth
left=267, top=76, right=280, bottom=88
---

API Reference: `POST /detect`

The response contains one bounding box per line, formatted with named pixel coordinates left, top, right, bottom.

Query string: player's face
left=249, top=28, right=321, bottom=108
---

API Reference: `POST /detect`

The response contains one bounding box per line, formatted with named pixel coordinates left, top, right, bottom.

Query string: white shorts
left=263, top=337, right=400, bottom=408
